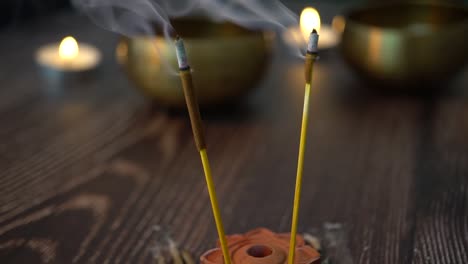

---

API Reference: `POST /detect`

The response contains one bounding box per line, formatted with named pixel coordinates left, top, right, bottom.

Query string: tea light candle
left=284, top=7, right=342, bottom=50
left=35, top=36, right=101, bottom=73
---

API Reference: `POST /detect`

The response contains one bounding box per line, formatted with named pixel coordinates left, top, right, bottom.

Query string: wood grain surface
left=0, top=10, right=467, bottom=264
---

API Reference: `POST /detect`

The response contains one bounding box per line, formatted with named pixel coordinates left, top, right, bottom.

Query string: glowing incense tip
left=289, top=28, right=320, bottom=264
left=307, top=29, right=319, bottom=54
left=174, top=36, right=189, bottom=70
left=174, top=38, right=231, bottom=264
left=304, top=29, right=319, bottom=83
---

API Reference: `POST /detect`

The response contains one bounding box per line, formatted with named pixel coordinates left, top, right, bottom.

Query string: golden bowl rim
left=343, top=1, right=468, bottom=35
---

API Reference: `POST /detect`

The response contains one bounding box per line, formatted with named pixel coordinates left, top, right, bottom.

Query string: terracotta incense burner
left=201, top=228, right=320, bottom=264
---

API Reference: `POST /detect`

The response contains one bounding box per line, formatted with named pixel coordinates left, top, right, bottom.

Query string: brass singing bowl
left=341, top=2, right=468, bottom=86
left=116, top=18, right=272, bottom=108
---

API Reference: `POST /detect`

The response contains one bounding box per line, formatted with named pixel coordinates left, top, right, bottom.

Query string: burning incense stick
left=175, top=36, right=232, bottom=264
left=288, top=29, right=319, bottom=264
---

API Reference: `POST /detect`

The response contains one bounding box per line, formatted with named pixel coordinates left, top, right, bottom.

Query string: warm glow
left=59, top=36, right=79, bottom=60
left=300, top=7, right=321, bottom=40
left=332, top=15, right=346, bottom=34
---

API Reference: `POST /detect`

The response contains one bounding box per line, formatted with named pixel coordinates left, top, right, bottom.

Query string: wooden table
left=0, top=11, right=467, bottom=264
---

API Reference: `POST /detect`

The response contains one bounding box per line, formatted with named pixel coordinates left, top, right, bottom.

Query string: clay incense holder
left=200, top=228, right=320, bottom=264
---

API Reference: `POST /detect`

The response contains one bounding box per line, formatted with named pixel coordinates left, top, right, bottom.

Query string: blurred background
left=0, top=0, right=468, bottom=263
left=3, top=0, right=466, bottom=100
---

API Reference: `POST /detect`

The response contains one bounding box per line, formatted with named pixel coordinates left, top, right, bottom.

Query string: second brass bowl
left=117, top=18, right=272, bottom=108
left=341, top=2, right=468, bottom=87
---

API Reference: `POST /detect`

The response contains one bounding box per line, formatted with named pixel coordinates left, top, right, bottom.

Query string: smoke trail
left=74, top=0, right=172, bottom=35
left=73, top=0, right=304, bottom=72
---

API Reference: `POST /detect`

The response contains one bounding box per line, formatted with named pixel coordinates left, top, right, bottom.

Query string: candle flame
left=59, top=36, right=79, bottom=60
left=300, top=7, right=321, bottom=41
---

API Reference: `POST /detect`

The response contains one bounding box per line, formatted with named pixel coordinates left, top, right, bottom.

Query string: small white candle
left=35, top=36, right=101, bottom=72
left=284, top=7, right=341, bottom=50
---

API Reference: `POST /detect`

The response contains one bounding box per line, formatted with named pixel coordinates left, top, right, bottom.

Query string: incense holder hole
left=246, top=245, right=273, bottom=258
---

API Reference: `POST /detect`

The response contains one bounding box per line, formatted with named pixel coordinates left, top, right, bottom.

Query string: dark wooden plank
left=409, top=99, right=468, bottom=264
left=0, top=159, right=151, bottom=263
left=0, top=9, right=467, bottom=264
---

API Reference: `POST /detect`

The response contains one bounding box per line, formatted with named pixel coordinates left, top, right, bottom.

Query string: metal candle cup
left=36, top=36, right=101, bottom=78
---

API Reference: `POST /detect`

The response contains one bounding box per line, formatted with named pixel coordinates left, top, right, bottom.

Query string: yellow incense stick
left=288, top=82, right=311, bottom=264
left=288, top=29, right=319, bottom=264
left=175, top=36, right=231, bottom=264
left=200, top=149, right=231, bottom=264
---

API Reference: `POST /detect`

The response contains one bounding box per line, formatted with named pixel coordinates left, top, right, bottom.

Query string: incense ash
left=150, top=226, right=195, bottom=264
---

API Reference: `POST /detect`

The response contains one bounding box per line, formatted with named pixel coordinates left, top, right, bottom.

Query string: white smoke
left=73, top=0, right=302, bottom=72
